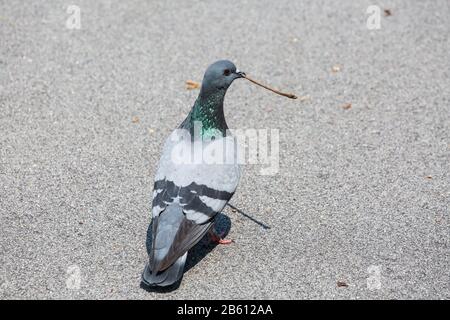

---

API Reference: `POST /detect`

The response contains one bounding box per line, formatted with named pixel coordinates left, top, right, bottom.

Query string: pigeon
left=142, top=60, right=296, bottom=287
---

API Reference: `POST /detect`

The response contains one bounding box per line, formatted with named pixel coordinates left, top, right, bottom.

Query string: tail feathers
left=141, top=252, right=187, bottom=287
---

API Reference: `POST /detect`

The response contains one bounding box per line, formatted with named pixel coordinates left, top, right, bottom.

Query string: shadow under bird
left=142, top=60, right=296, bottom=287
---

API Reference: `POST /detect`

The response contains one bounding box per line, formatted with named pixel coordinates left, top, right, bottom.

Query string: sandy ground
left=0, top=0, right=449, bottom=299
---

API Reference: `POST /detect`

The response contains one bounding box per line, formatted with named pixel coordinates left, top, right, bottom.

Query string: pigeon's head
left=199, top=60, right=245, bottom=97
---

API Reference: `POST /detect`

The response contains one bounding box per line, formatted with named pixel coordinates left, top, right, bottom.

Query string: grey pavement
left=0, top=0, right=449, bottom=299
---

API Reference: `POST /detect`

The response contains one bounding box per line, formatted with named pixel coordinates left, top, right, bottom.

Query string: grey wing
left=149, top=179, right=235, bottom=272
left=149, top=131, right=240, bottom=272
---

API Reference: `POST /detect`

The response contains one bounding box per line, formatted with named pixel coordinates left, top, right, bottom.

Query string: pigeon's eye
left=223, top=69, right=231, bottom=76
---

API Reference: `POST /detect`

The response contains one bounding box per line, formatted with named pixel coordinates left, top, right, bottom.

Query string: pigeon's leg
left=208, top=227, right=233, bottom=245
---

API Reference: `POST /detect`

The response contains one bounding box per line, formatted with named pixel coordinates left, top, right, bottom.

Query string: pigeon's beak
left=235, top=70, right=246, bottom=78
left=239, top=72, right=297, bottom=99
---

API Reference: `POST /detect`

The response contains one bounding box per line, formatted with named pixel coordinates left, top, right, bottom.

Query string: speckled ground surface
left=0, top=0, right=449, bottom=299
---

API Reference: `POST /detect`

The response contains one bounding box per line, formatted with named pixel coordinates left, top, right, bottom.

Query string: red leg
left=209, top=229, right=233, bottom=245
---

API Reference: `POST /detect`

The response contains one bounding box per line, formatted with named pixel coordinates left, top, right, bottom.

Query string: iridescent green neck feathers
left=180, top=90, right=228, bottom=139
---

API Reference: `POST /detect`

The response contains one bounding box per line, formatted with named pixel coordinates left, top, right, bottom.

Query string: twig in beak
left=243, top=75, right=297, bottom=99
